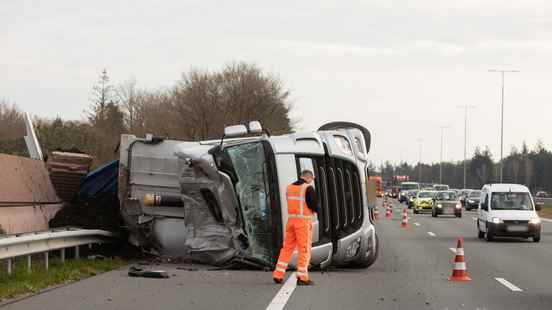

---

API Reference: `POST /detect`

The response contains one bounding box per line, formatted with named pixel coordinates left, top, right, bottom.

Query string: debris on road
left=128, top=266, right=169, bottom=279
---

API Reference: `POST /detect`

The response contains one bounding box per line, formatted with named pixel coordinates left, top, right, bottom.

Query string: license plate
left=507, top=225, right=528, bottom=232
left=444, top=207, right=453, bottom=213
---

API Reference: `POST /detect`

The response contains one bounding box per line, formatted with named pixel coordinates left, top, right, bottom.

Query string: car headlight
left=410, top=197, right=414, bottom=201
left=468, top=199, right=474, bottom=203
left=455, top=203, right=461, bottom=209
left=437, top=204, right=442, bottom=208
left=491, top=217, right=503, bottom=224
left=529, top=218, right=541, bottom=225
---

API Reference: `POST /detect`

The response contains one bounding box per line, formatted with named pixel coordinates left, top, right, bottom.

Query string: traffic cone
left=401, top=208, right=410, bottom=229
left=449, top=237, right=471, bottom=281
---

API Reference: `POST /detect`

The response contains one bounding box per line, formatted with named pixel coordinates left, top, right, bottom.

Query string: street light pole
left=439, top=126, right=450, bottom=184
left=489, top=69, right=519, bottom=183
left=418, top=139, right=422, bottom=183
left=457, top=105, right=475, bottom=189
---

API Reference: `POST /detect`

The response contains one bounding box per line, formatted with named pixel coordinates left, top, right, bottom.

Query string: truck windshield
left=491, top=192, right=534, bottom=211
left=225, top=142, right=273, bottom=263
left=401, top=183, right=419, bottom=191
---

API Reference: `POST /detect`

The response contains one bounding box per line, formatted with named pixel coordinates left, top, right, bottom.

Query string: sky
left=2, top=0, right=552, bottom=166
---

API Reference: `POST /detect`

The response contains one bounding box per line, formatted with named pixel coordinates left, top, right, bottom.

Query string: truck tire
left=485, top=229, right=494, bottom=242
left=354, top=232, right=379, bottom=269
left=533, top=235, right=541, bottom=243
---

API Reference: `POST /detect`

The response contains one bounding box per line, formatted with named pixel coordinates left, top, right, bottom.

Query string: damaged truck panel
left=119, top=121, right=378, bottom=269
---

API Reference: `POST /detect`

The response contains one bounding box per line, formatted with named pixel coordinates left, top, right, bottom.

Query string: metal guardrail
left=0, top=227, right=116, bottom=275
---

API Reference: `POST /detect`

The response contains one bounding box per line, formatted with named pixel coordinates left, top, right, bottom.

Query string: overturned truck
left=118, top=121, right=379, bottom=269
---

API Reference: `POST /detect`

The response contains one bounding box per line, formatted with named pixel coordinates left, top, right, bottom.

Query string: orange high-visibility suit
left=273, top=181, right=316, bottom=282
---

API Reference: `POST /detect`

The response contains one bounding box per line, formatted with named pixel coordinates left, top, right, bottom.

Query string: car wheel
left=432, top=210, right=437, bottom=217
left=414, top=209, right=419, bottom=214
left=457, top=213, right=462, bottom=218
left=478, top=230, right=484, bottom=239
left=533, top=235, right=541, bottom=243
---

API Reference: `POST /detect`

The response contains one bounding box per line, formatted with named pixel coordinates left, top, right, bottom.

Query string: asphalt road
left=4, top=199, right=552, bottom=310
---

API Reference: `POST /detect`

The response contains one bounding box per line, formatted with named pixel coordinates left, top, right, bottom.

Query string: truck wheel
left=354, top=232, right=379, bottom=269
left=533, top=235, right=541, bottom=243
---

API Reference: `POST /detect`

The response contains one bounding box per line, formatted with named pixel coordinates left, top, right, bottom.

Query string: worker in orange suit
left=273, top=170, right=318, bottom=286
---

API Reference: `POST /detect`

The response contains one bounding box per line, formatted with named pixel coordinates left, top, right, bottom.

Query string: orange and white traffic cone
left=385, top=203, right=392, bottom=219
left=401, top=208, right=410, bottom=229
left=449, top=237, right=471, bottom=281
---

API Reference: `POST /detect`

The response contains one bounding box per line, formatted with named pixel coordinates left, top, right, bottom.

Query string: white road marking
left=266, top=273, right=297, bottom=310
left=449, top=247, right=456, bottom=254
left=495, top=278, right=523, bottom=292
left=427, top=232, right=436, bottom=237
left=541, top=217, right=552, bottom=223
left=414, top=222, right=420, bottom=226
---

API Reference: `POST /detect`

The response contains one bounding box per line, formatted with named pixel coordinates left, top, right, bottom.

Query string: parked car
left=535, top=191, right=548, bottom=198
left=413, top=190, right=436, bottom=214
left=464, top=190, right=481, bottom=211
left=477, top=184, right=541, bottom=242
left=432, top=190, right=462, bottom=218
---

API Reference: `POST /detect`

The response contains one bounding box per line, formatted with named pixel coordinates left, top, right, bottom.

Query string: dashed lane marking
left=266, top=273, right=297, bottom=310
left=427, top=232, right=436, bottom=237
left=414, top=222, right=420, bottom=226
left=495, top=278, right=523, bottom=292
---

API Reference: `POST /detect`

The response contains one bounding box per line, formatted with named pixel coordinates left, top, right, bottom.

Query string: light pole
left=418, top=139, right=423, bottom=183
left=439, top=126, right=450, bottom=184
left=489, top=69, right=519, bottom=183
left=457, top=105, right=475, bottom=189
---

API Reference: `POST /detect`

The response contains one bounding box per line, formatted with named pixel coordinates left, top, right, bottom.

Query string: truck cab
left=118, top=121, right=378, bottom=269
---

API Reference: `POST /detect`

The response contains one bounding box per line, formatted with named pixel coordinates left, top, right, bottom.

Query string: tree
left=469, top=147, right=495, bottom=187
left=88, top=69, right=118, bottom=127
left=171, top=62, right=292, bottom=140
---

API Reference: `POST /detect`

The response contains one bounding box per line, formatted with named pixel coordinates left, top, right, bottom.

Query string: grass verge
left=0, top=256, right=126, bottom=302
left=538, top=204, right=552, bottom=219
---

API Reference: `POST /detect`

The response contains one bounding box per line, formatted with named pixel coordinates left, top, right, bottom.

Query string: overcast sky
left=2, top=0, right=552, bottom=165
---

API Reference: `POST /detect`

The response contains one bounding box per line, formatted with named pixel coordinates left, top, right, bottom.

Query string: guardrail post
left=75, top=246, right=80, bottom=259
left=44, top=252, right=49, bottom=271
left=6, top=259, right=12, bottom=275
left=60, top=248, right=65, bottom=264
left=27, top=255, right=32, bottom=273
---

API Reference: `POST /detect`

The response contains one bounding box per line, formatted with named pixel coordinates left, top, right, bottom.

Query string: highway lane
left=3, top=198, right=552, bottom=309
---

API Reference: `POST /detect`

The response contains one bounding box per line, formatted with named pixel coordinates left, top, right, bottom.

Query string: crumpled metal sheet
left=175, top=144, right=248, bottom=266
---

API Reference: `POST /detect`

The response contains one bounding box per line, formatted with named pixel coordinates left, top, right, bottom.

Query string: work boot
left=296, top=278, right=314, bottom=286
left=273, top=277, right=283, bottom=284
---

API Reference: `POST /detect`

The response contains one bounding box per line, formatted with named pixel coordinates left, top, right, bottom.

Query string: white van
left=477, top=184, right=542, bottom=242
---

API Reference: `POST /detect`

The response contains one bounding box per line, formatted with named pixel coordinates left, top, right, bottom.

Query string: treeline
left=378, top=144, right=552, bottom=193
left=0, top=62, right=293, bottom=165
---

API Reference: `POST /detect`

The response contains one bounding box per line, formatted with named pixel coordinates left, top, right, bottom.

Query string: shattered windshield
left=225, top=142, right=273, bottom=263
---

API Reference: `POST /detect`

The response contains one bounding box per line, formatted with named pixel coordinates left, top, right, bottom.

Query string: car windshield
left=491, top=192, right=534, bottom=211
left=401, top=183, right=419, bottom=191
left=436, top=191, right=457, bottom=201
left=225, top=142, right=273, bottom=263
left=418, top=191, right=433, bottom=198
left=469, top=191, right=481, bottom=198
